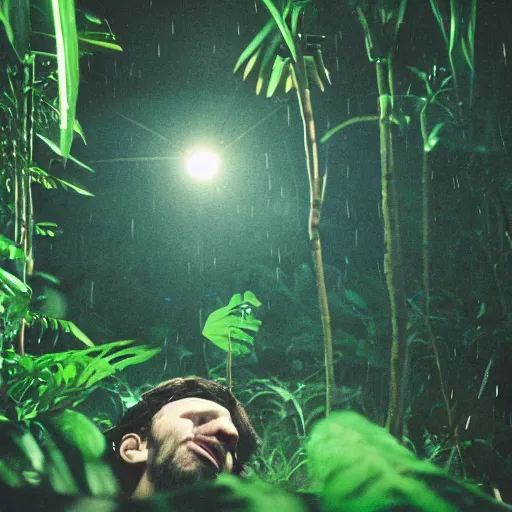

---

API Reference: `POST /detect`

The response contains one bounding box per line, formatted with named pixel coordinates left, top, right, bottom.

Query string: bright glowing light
left=185, top=149, right=220, bottom=179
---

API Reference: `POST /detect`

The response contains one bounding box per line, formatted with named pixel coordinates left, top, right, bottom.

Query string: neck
left=132, top=472, right=154, bottom=499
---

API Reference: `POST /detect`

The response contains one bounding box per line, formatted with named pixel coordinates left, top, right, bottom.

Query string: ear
left=119, top=433, right=149, bottom=465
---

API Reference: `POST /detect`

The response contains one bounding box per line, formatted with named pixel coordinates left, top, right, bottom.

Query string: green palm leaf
left=234, top=18, right=274, bottom=73
left=261, top=0, right=297, bottom=62
left=50, top=0, right=80, bottom=158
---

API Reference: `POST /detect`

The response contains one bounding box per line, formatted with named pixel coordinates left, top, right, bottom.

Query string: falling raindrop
left=276, top=267, right=280, bottom=280
left=213, top=44, right=216, bottom=54
left=213, top=257, right=216, bottom=269
left=450, top=389, right=454, bottom=399
left=354, top=228, right=358, bottom=249
left=89, top=212, right=93, bottom=224
left=251, top=205, right=254, bottom=218
left=345, top=199, right=350, bottom=219
left=237, top=22, right=240, bottom=36
left=152, top=199, right=156, bottom=213
left=254, top=1, right=258, bottom=13
left=503, top=42, right=507, bottom=65
left=347, top=97, right=351, bottom=116
left=277, top=247, right=281, bottom=264
left=280, top=186, right=284, bottom=198
left=265, top=152, right=269, bottom=169
left=335, top=33, right=340, bottom=72
left=131, top=218, right=135, bottom=240
left=346, top=165, right=350, bottom=179
left=171, top=21, right=175, bottom=35
left=270, top=247, right=273, bottom=257
left=268, top=174, right=272, bottom=191
left=377, top=202, right=381, bottom=218
left=89, top=281, right=95, bottom=309
left=496, top=385, right=499, bottom=398
left=465, top=415, right=471, bottom=430
left=287, top=105, right=291, bottom=126
left=157, top=43, right=161, bottom=57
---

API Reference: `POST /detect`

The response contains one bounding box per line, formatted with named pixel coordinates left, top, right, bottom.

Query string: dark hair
left=104, top=377, right=259, bottom=493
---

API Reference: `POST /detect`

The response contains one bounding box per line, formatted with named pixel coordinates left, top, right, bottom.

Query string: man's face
left=145, top=397, right=240, bottom=491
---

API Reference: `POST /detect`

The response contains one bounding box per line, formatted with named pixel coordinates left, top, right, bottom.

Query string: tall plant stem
left=293, top=68, right=334, bottom=416
left=16, top=57, right=36, bottom=356
left=227, top=332, right=232, bottom=392
left=421, top=147, right=431, bottom=316
left=376, top=59, right=408, bottom=437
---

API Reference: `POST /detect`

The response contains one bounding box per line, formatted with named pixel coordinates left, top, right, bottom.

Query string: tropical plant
left=235, top=0, right=335, bottom=415
left=307, top=410, right=512, bottom=512
left=202, top=291, right=262, bottom=390
left=428, top=0, right=477, bottom=129
left=0, top=0, right=121, bottom=355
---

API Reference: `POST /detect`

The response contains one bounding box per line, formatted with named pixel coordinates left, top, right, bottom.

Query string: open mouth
left=188, top=440, right=221, bottom=471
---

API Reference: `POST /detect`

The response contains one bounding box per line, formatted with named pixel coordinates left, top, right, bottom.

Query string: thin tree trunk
left=376, top=59, right=408, bottom=437
left=294, top=74, right=334, bottom=416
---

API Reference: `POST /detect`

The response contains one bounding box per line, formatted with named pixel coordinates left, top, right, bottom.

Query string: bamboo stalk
left=376, top=59, right=407, bottom=437
left=294, top=65, right=334, bottom=416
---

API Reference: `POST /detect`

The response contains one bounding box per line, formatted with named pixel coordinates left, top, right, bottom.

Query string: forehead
left=158, top=396, right=231, bottom=417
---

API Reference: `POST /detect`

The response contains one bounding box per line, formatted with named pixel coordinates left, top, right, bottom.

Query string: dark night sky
left=33, top=0, right=512, bottom=345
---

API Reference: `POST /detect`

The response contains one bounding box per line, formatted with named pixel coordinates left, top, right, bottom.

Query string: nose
left=194, top=415, right=239, bottom=453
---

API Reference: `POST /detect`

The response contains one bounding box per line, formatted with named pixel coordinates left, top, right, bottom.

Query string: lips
left=188, top=440, right=221, bottom=471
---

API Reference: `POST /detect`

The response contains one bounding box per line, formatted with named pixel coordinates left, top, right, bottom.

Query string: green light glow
left=185, top=149, right=220, bottom=180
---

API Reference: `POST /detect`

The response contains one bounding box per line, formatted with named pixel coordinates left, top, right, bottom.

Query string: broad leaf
left=0, top=235, right=24, bottom=260
left=308, top=411, right=457, bottom=512
left=202, top=292, right=262, bottom=357
left=50, top=0, right=80, bottom=158
left=0, top=0, right=30, bottom=61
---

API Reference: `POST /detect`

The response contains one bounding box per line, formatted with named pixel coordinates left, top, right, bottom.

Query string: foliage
left=308, top=411, right=512, bottom=512
left=0, top=340, right=160, bottom=422
left=0, top=409, right=119, bottom=496
left=0, top=0, right=121, bottom=157
left=234, top=0, right=330, bottom=98
left=202, top=291, right=262, bottom=357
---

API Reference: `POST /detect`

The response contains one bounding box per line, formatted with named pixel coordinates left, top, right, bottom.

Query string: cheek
left=152, top=417, right=191, bottom=446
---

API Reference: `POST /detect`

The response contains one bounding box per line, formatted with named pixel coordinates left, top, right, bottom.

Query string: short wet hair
left=104, top=377, right=259, bottom=492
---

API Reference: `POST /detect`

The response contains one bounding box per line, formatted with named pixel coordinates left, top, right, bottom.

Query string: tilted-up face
left=120, top=397, right=240, bottom=495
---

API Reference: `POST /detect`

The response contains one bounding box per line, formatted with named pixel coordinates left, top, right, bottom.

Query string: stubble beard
left=147, top=441, right=218, bottom=492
